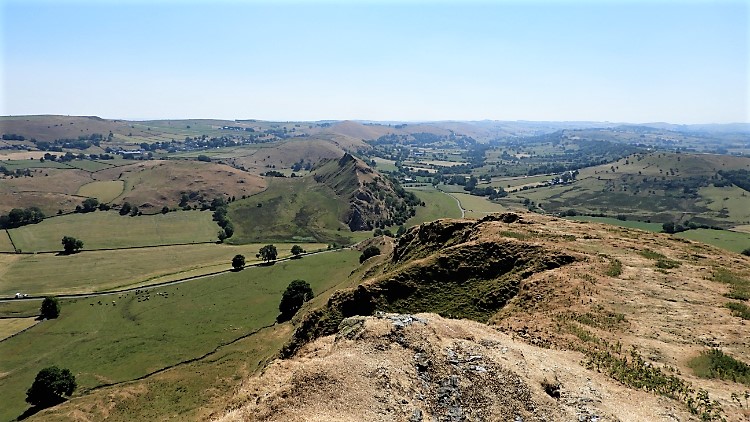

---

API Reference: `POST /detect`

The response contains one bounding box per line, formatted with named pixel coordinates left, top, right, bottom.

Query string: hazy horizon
left=2, top=0, right=748, bottom=124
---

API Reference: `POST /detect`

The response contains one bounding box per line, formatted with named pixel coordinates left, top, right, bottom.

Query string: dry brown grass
left=236, top=213, right=750, bottom=421
left=92, top=160, right=266, bottom=208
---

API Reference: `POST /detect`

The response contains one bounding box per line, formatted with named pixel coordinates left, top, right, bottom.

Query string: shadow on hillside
left=257, top=261, right=276, bottom=267
left=54, top=251, right=80, bottom=257
left=17, top=397, right=66, bottom=420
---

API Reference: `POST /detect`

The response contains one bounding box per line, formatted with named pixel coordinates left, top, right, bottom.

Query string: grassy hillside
left=311, top=153, right=421, bottom=230
left=93, top=160, right=266, bottom=210
left=0, top=249, right=359, bottom=422
left=0, top=159, right=266, bottom=215
left=8, top=211, right=219, bottom=252
left=405, top=186, right=462, bottom=224
left=228, top=177, right=351, bottom=245
left=500, top=152, right=750, bottom=228
left=76, top=180, right=124, bottom=202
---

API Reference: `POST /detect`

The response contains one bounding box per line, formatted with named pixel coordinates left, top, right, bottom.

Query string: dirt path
left=436, top=186, right=465, bottom=218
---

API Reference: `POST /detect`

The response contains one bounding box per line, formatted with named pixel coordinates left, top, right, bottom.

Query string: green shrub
left=606, top=259, right=622, bottom=277
left=713, top=268, right=750, bottom=301
left=689, top=348, right=750, bottom=386
left=655, top=259, right=681, bottom=269
left=726, top=302, right=750, bottom=320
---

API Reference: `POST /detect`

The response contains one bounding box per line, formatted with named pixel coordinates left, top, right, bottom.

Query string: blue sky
left=1, top=0, right=748, bottom=123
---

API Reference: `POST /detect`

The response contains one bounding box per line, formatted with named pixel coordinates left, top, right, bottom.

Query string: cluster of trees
left=61, top=236, right=83, bottom=254
left=291, top=160, right=312, bottom=172
left=211, top=198, right=234, bottom=242
left=75, top=198, right=107, bottom=213
left=233, top=245, right=303, bottom=269
left=257, top=244, right=277, bottom=262
left=119, top=202, right=140, bottom=216
left=2, top=133, right=26, bottom=141
left=0, top=166, right=33, bottom=177
left=359, top=245, right=381, bottom=263
left=373, top=225, right=407, bottom=238
left=460, top=176, right=508, bottom=199
left=0, top=207, right=44, bottom=229
left=718, top=170, right=750, bottom=192
left=33, top=134, right=103, bottom=151
left=662, top=221, right=717, bottom=234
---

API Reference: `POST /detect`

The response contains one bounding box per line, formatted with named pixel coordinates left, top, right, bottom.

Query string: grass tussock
left=655, top=259, right=681, bottom=269
left=584, top=343, right=725, bottom=420
left=726, top=302, right=750, bottom=320
left=713, top=268, right=750, bottom=301
left=606, top=259, right=623, bottom=277
left=689, top=348, right=750, bottom=386
left=639, top=249, right=667, bottom=260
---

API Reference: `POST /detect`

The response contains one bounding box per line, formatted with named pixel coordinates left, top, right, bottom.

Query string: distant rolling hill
left=228, top=153, right=422, bottom=244
left=501, top=151, right=750, bottom=229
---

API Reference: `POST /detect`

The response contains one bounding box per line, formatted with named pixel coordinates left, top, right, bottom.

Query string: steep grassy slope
left=93, top=160, right=266, bottom=210
left=228, top=153, right=422, bottom=243
left=228, top=177, right=352, bottom=244
left=311, top=153, right=421, bottom=230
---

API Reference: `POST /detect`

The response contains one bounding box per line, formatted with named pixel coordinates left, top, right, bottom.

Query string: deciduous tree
left=278, top=279, right=314, bottom=322
left=40, top=297, right=60, bottom=319
left=232, top=254, right=245, bottom=270
left=61, top=236, right=83, bottom=254
left=26, top=366, right=76, bottom=407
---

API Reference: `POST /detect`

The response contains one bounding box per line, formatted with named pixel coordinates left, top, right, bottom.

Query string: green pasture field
left=566, top=216, right=750, bottom=252
left=372, top=157, right=398, bottom=172
left=696, top=185, right=750, bottom=224
left=492, top=174, right=550, bottom=189
left=417, top=159, right=468, bottom=167
left=0, top=298, right=39, bottom=318
left=37, top=323, right=292, bottom=421
left=65, top=159, right=116, bottom=172
left=406, top=187, right=462, bottom=225
left=76, top=180, right=125, bottom=203
left=93, top=158, right=139, bottom=167
left=438, top=183, right=468, bottom=193
left=0, top=230, right=16, bottom=252
left=7, top=211, right=219, bottom=252
left=675, top=229, right=750, bottom=253
left=449, top=192, right=508, bottom=218
left=566, top=216, right=663, bottom=232
left=402, top=163, right=438, bottom=174
left=0, top=160, right=72, bottom=170
left=0, top=317, right=37, bottom=341
left=0, top=249, right=360, bottom=422
left=228, top=178, right=352, bottom=245
left=0, top=243, right=328, bottom=296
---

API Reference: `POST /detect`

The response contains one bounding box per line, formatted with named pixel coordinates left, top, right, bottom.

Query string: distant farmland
left=7, top=211, right=219, bottom=252
left=0, top=249, right=360, bottom=422
left=0, top=242, right=328, bottom=296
